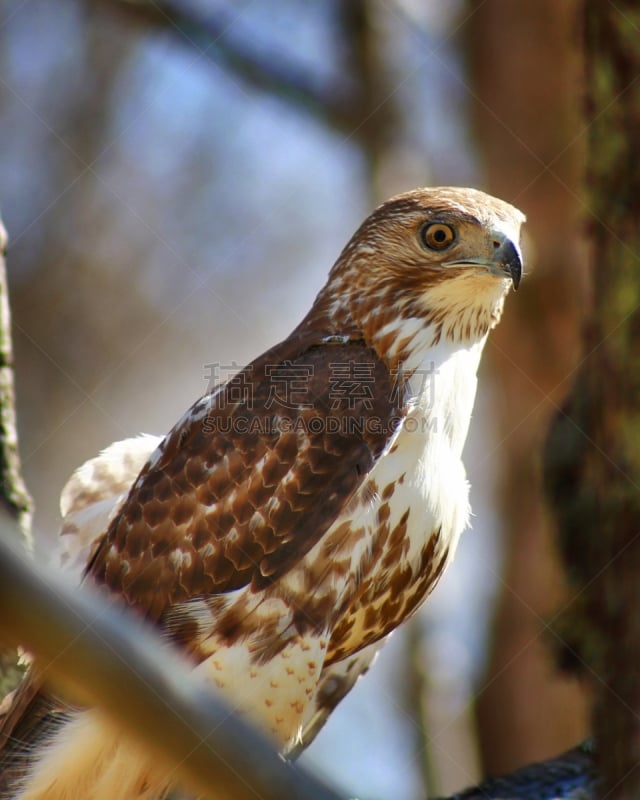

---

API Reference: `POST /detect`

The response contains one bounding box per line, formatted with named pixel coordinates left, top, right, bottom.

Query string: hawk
left=0, top=187, right=524, bottom=799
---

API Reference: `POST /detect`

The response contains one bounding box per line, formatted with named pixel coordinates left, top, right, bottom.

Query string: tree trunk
left=0, top=218, right=33, bottom=698
left=466, top=0, right=589, bottom=774
left=544, top=3, right=640, bottom=797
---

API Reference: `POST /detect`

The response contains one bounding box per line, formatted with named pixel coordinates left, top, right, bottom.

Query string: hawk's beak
left=442, top=234, right=523, bottom=290
left=493, top=236, right=522, bottom=290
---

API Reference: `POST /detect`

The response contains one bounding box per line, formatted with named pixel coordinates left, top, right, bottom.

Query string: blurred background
left=0, top=1, right=590, bottom=797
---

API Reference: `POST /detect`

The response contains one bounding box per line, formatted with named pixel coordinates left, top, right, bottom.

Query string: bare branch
left=0, top=222, right=32, bottom=544
left=89, top=0, right=359, bottom=133
left=0, top=217, right=32, bottom=701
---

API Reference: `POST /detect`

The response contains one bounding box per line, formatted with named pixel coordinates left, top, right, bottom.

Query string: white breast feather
left=298, top=330, right=486, bottom=595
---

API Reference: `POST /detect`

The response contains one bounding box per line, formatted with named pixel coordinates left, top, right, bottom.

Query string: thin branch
left=0, top=217, right=32, bottom=702
left=89, top=0, right=359, bottom=133
left=0, top=221, right=32, bottom=543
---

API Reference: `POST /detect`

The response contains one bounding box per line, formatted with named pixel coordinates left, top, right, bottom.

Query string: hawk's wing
left=0, top=335, right=405, bottom=783
left=88, top=333, right=407, bottom=622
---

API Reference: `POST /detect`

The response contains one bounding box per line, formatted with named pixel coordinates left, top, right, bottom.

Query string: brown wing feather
left=87, top=333, right=406, bottom=621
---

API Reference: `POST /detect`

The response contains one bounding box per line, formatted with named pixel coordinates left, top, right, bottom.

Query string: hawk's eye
left=421, top=223, right=455, bottom=251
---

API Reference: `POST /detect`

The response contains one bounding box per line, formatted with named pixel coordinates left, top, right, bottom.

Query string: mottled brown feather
left=87, top=337, right=407, bottom=621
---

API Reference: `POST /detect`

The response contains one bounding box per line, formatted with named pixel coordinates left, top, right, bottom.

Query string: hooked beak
left=443, top=234, right=523, bottom=290
left=493, top=236, right=522, bottom=290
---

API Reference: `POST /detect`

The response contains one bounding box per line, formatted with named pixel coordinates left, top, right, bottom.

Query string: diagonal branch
left=89, top=0, right=359, bottom=133
left=0, top=514, right=599, bottom=800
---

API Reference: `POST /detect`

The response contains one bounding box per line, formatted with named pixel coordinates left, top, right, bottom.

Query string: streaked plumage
left=0, top=187, right=524, bottom=799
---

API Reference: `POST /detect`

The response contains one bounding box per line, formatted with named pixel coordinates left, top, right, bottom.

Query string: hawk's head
left=307, top=187, right=525, bottom=359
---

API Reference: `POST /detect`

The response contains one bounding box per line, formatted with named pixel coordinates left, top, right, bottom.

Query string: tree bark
left=544, top=2, right=640, bottom=797
left=0, top=221, right=32, bottom=541
left=466, top=0, right=589, bottom=774
left=0, top=219, right=33, bottom=699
